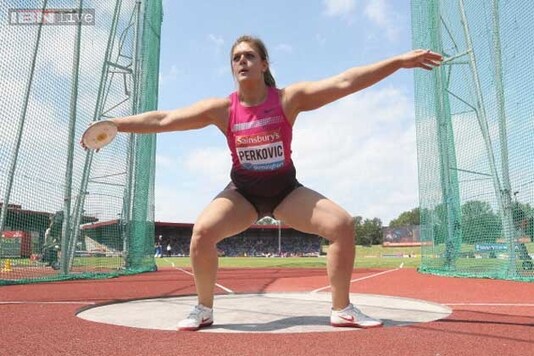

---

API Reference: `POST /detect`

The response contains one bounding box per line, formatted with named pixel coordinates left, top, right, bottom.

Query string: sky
left=155, top=0, right=421, bottom=225
left=2, top=0, right=532, bottom=229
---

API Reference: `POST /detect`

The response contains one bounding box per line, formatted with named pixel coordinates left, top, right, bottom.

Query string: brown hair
left=230, top=35, right=276, bottom=87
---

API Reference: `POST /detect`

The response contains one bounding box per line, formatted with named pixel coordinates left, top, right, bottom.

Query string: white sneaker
left=177, top=304, right=213, bottom=331
left=330, top=303, right=383, bottom=328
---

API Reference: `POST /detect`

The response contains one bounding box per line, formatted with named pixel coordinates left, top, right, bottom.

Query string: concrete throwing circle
left=77, top=293, right=451, bottom=333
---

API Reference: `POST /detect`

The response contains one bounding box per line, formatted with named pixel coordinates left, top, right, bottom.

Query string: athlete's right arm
left=110, top=97, right=230, bottom=133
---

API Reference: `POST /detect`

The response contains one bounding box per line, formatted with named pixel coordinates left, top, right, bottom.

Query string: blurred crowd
left=156, top=234, right=321, bottom=258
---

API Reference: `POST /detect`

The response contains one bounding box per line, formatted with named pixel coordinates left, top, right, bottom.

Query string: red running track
left=0, top=267, right=532, bottom=356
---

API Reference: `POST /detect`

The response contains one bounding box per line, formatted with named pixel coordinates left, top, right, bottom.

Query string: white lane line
left=311, top=264, right=404, bottom=294
left=445, top=303, right=534, bottom=307
left=0, top=301, right=96, bottom=305
left=171, top=263, right=235, bottom=295
left=163, top=258, right=175, bottom=268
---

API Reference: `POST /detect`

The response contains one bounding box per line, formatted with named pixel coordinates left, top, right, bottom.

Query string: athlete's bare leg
left=190, top=190, right=258, bottom=308
left=274, top=187, right=355, bottom=310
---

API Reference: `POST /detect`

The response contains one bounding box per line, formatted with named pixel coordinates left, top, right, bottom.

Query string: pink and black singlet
left=225, top=87, right=302, bottom=217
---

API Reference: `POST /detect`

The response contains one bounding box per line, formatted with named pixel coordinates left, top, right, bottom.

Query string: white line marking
left=311, top=264, right=404, bottom=293
left=174, top=266, right=234, bottom=294
left=175, top=267, right=194, bottom=277
left=0, top=301, right=96, bottom=305
left=445, top=303, right=534, bottom=307
left=163, top=258, right=175, bottom=268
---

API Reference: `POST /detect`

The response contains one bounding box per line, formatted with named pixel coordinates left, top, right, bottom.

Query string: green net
left=0, top=0, right=162, bottom=285
left=412, top=0, right=533, bottom=281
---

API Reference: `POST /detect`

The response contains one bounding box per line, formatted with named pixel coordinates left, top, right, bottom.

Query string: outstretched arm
left=110, top=97, right=229, bottom=133
left=283, top=49, right=442, bottom=117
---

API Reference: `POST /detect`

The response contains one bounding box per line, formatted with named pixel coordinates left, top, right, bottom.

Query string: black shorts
left=225, top=165, right=303, bottom=218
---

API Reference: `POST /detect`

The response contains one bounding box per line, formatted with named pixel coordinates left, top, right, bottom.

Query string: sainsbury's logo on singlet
left=235, top=129, right=285, bottom=171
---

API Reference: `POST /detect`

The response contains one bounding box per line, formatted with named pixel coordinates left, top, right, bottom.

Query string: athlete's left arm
left=282, top=49, right=442, bottom=119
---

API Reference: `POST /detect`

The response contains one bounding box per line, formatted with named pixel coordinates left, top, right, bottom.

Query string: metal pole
left=429, top=0, right=462, bottom=268
left=278, top=220, right=281, bottom=256
left=66, top=0, right=123, bottom=271
left=492, top=0, right=516, bottom=276
left=458, top=0, right=515, bottom=267
left=60, top=0, right=84, bottom=275
left=122, top=0, right=142, bottom=267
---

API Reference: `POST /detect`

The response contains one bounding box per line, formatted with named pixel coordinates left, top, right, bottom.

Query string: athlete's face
left=231, top=42, right=267, bottom=84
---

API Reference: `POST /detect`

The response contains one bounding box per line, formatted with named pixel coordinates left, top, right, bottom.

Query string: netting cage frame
left=0, top=0, right=162, bottom=285
left=412, top=0, right=533, bottom=281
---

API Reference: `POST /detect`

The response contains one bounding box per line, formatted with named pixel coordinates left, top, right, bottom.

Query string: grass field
left=156, top=245, right=422, bottom=269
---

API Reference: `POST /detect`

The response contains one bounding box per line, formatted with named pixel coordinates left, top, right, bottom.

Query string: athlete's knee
left=190, top=223, right=219, bottom=252
left=321, top=214, right=354, bottom=242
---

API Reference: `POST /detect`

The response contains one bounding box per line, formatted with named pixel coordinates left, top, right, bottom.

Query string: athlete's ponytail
left=263, top=68, right=276, bottom=88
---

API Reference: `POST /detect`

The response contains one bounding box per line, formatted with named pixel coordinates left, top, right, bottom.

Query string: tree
left=461, top=200, right=501, bottom=244
left=428, top=202, right=461, bottom=245
left=353, top=216, right=362, bottom=244
left=512, top=201, right=534, bottom=241
left=526, top=217, right=534, bottom=242
left=389, top=207, right=420, bottom=227
left=355, top=217, right=382, bottom=245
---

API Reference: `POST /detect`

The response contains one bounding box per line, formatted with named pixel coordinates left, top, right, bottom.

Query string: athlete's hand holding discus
left=80, top=120, right=118, bottom=151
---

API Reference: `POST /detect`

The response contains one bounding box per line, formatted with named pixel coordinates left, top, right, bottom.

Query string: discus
left=81, top=120, right=118, bottom=150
